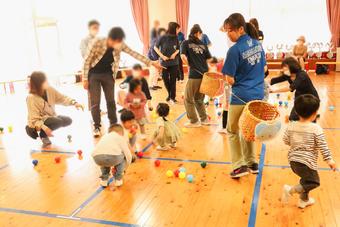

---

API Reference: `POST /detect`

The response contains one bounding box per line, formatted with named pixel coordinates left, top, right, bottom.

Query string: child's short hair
left=156, top=103, right=170, bottom=118
left=210, top=57, right=218, bottom=64
left=129, top=78, right=141, bottom=93
left=108, top=124, right=124, bottom=134
left=120, top=110, right=135, bottom=122
left=88, top=19, right=100, bottom=27
left=281, top=57, right=301, bottom=74
left=132, top=64, right=143, bottom=71
left=294, top=94, right=320, bottom=119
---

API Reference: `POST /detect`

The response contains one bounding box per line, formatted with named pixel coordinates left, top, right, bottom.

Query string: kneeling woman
left=26, top=71, right=84, bottom=147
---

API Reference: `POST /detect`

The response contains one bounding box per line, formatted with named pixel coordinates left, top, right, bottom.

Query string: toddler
left=92, top=124, right=132, bottom=187
left=152, top=103, right=181, bottom=150
left=282, top=95, right=337, bottom=208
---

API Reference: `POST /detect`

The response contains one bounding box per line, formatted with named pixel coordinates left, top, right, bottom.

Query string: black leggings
left=162, top=65, right=179, bottom=100
left=177, top=57, right=184, bottom=81
left=26, top=115, right=72, bottom=139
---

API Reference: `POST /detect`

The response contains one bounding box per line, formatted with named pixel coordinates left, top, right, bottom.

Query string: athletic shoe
left=248, top=163, right=259, bottom=174
left=93, top=128, right=101, bottom=138
left=166, top=97, right=171, bottom=102
left=149, top=86, right=158, bottom=91
left=41, top=137, right=52, bottom=148
left=218, top=128, right=228, bottom=134
left=156, top=145, right=170, bottom=151
left=100, top=179, right=109, bottom=187
left=184, top=121, right=201, bottom=128
left=131, top=155, right=137, bottom=163
left=201, top=119, right=211, bottom=126
left=114, top=179, right=123, bottom=187
left=169, top=143, right=176, bottom=148
left=298, top=198, right=315, bottom=209
left=154, top=85, right=162, bottom=89
left=230, top=166, right=249, bottom=178
left=282, top=184, right=292, bottom=204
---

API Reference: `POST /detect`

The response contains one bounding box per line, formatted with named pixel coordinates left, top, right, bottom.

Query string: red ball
left=174, top=169, right=180, bottom=177
left=54, top=156, right=61, bottom=163
left=154, top=160, right=160, bottom=167
left=77, top=150, right=83, bottom=156
left=137, top=151, right=144, bottom=158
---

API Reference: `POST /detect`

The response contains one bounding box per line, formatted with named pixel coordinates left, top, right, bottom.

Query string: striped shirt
left=283, top=121, right=332, bottom=170
left=83, top=38, right=151, bottom=80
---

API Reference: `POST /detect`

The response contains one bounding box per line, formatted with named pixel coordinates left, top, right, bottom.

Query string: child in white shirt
left=92, top=124, right=132, bottom=187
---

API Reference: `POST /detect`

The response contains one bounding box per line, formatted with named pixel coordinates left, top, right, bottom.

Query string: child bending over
left=125, top=79, right=147, bottom=139
left=92, top=124, right=132, bottom=187
left=152, top=103, right=181, bottom=151
left=282, top=95, right=337, bottom=208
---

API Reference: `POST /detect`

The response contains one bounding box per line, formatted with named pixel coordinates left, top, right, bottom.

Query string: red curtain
left=175, top=0, right=190, bottom=37
left=326, top=0, right=340, bottom=49
left=130, top=0, right=150, bottom=54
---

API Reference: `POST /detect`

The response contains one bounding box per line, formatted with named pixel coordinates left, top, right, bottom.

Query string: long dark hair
left=189, top=25, right=203, bottom=44
left=29, top=71, right=47, bottom=97
left=249, top=18, right=259, bottom=31
left=281, top=57, right=302, bottom=74
left=167, top=22, right=180, bottom=36
left=224, top=13, right=259, bottom=40
left=156, top=103, right=170, bottom=121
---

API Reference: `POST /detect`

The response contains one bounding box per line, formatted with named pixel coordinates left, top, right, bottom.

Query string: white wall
left=148, top=0, right=176, bottom=30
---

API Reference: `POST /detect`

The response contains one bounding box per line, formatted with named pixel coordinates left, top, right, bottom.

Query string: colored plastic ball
left=287, top=94, right=292, bottom=100
left=329, top=106, right=335, bottom=111
left=166, top=170, right=174, bottom=177
left=187, top=174, right=194, bottom=183
left=77, top=150, right=83, bottom=156
left=276, top=94, right=280, bottom=98
left=278, top=101, right=283, bottom=106
left=137, top=151, right=144, bottom=158
left=217, top=111, right=222, bottom=117
left=173, top=169, right=180, bottom=177
left=179, top=167, right=186, bottom=172
left=32, top=159, right=38, bottom=166
left=8, top=125, right=13, bottom=133
left=274, top=103, right=278, bottom=107
left=54, top=156, right=61, bottom=163
left=179, top=172, right=186, bottom=179
left=214, top=99, right=219, bottom=107
left=154, top=160, right=160, bottom=167
left=200, top=162, right=207, bottom=168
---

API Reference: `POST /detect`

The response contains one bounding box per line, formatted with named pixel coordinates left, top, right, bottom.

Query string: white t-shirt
left=92, top=132, right=132, bottom=165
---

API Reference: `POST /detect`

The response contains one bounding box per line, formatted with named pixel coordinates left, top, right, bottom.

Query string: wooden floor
left=0, top=71, right=340, bottom=227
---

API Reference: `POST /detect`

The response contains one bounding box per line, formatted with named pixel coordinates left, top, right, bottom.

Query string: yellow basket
left=199, top=72, right=224, bottom=97
left=239, top=100, right=280, bottom=142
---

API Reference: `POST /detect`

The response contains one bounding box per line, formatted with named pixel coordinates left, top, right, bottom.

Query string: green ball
left=200, top=162, right=207, bottom=168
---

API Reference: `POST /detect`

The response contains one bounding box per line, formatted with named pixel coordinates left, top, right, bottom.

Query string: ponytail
left=245, top=22, right=259, bottom=40
left=224, top=13, right=259, bottom=40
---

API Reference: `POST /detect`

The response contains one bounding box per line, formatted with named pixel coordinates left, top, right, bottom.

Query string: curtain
left=175, top=0, right=190, bottom=37
left=130, top=0, right=149, bottom=54
left=326, top=0, right=340, bottom=48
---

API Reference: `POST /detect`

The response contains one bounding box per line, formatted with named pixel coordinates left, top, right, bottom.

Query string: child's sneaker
left=156, top=146, right=169, bottom=151
left=298, top=197, right=315, bottom=208
left=282, top=184, right=292, bottom=204
left=230, top=166, right=249, bottom=178
left=184, top=121, right=201, bottom=128
left=93, top=128, right=101, bottom=138
left=100, top=179, right=109, bottom=187
left=41, top=137, right=52, bottom=148
left=114, top=179, right=123, bottom=187
left=169, top=143, right=176, bottom=149
left=201, top=119, right=211, bottom=126
left=218, top=128, right=228, bottom=134
left=248, top=163, right=259, bottom=174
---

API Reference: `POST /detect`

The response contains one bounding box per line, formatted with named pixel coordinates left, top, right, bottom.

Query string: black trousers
left=290, top=161, right=320, bottom=201
left=89, top=73, right=117, bottom=128
left=26, top=115, right=72, bottom=139
left=177, top=57, right=184, bottom=81
left=162, top=65, right=178, bottom=100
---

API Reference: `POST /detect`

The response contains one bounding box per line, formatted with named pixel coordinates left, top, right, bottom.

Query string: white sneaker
left=298, top=197, right=315, bottom=208
left=100, top=179, right=109, bottom=187
left=169, top=143, right=176, bottom=148
left=157, top=145, right=170, bottom=151
left=201, top=119, right=211, bottom=126
left=218, top=128, right=228, bottom=134
left=282, top=184, right=292, bottom=204
left=114, top=179, right=123, bottom=187
left=140, top=134, right=147, bottom=140
left=184, top=121, right=201, bottom=128
left=93, top=128, right=101, bottom=138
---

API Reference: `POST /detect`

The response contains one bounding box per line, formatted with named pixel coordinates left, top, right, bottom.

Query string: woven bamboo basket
left=239, top=100, right=280, bottom=142
left=199, top=72, right=224, bottom=97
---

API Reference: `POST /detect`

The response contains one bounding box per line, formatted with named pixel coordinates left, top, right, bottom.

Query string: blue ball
left=32, top=160, right=38, bottom=166
left=179, top=167, right=186, bottom=172
left=214, top=99, right=219, bottom=107
left=187, top=174, right=194, bottom=183
left=329, top=106, right=335, bottom=111
left=279, top=101, right=283, bottom=106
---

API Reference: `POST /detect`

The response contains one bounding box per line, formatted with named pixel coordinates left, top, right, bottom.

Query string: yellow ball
left=274, top=103, right=278, bottom=107
left=179, top=172, right=186, bottom=179
left=166, top=170, right=174, bottom=177
left=128, top=133, right=133, bottom=139
left=181, top=128, right=188, bottom=133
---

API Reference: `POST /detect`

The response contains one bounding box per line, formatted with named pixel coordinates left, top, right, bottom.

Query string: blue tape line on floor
left=31, top=149, right=76, bottom=155
left=248, top=144, right=266, bottom=227
left=264, top=164, right=334, bottom=171
left=142, top=156, right=231, bottom=165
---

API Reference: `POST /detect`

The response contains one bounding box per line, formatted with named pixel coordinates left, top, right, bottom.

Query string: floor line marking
left=248, top=144, right=266, bottom=227
left=264, top=164, right=336, bottom=171
left=31, top=149, right=76, bottom=155
left=142, top=156, right=231, bottom=165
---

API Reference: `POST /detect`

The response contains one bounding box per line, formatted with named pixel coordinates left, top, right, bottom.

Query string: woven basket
left=239, top=100, right=280, bottom=142
left=199, top=72, right=224, bottom=97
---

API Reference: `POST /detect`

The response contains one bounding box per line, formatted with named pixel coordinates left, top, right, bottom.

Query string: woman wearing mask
left=222, top=13, right=266, bottom=178
left=154, top=22, right=181, bottom=104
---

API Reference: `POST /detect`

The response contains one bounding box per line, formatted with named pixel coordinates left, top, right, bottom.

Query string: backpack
left=315, top=64, right=329, bottom=75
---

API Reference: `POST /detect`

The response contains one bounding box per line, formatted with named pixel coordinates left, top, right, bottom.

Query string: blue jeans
left=93, top=154, right=125, bottom=180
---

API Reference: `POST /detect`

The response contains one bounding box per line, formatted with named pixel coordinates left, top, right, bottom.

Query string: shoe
left=154, top=85, right=162, bottom=89
left=156, top=145, right=170, bottom=151
left=131, top=155, right=137, bottom=163
left=169, top=143, right=176, bottom=148
left=150, top=86, right=158, bottom=91
left=184, top=121, right=201, bottom=128
left=298, top=198, right=315, bottom=208
left=248, top=163, right=259, bottom=174
left=201, top=118, right=211, bottom=126
left=93, top=128, right=101, bottom=138
left=282, top=184, right=292, bottom=204
left=218, top=128, right=228, bottom=134
left=100, top=179, right=109, bottom=187
left=140, top=134, right=147, bottom=140
left=172, top=99, right=178, bottom=103
left=148, top=107, right=154, bottom=111
left=230, top=166, right=249, bottom=178
left=114, top=179, right=123, bottom=187
left=41, top=137, right=52, bottom=148
left=166, top=97, right=171, bottom=102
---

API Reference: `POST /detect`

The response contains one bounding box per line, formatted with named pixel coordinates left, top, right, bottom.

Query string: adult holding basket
left=222, top=13, right=266, bottom=179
